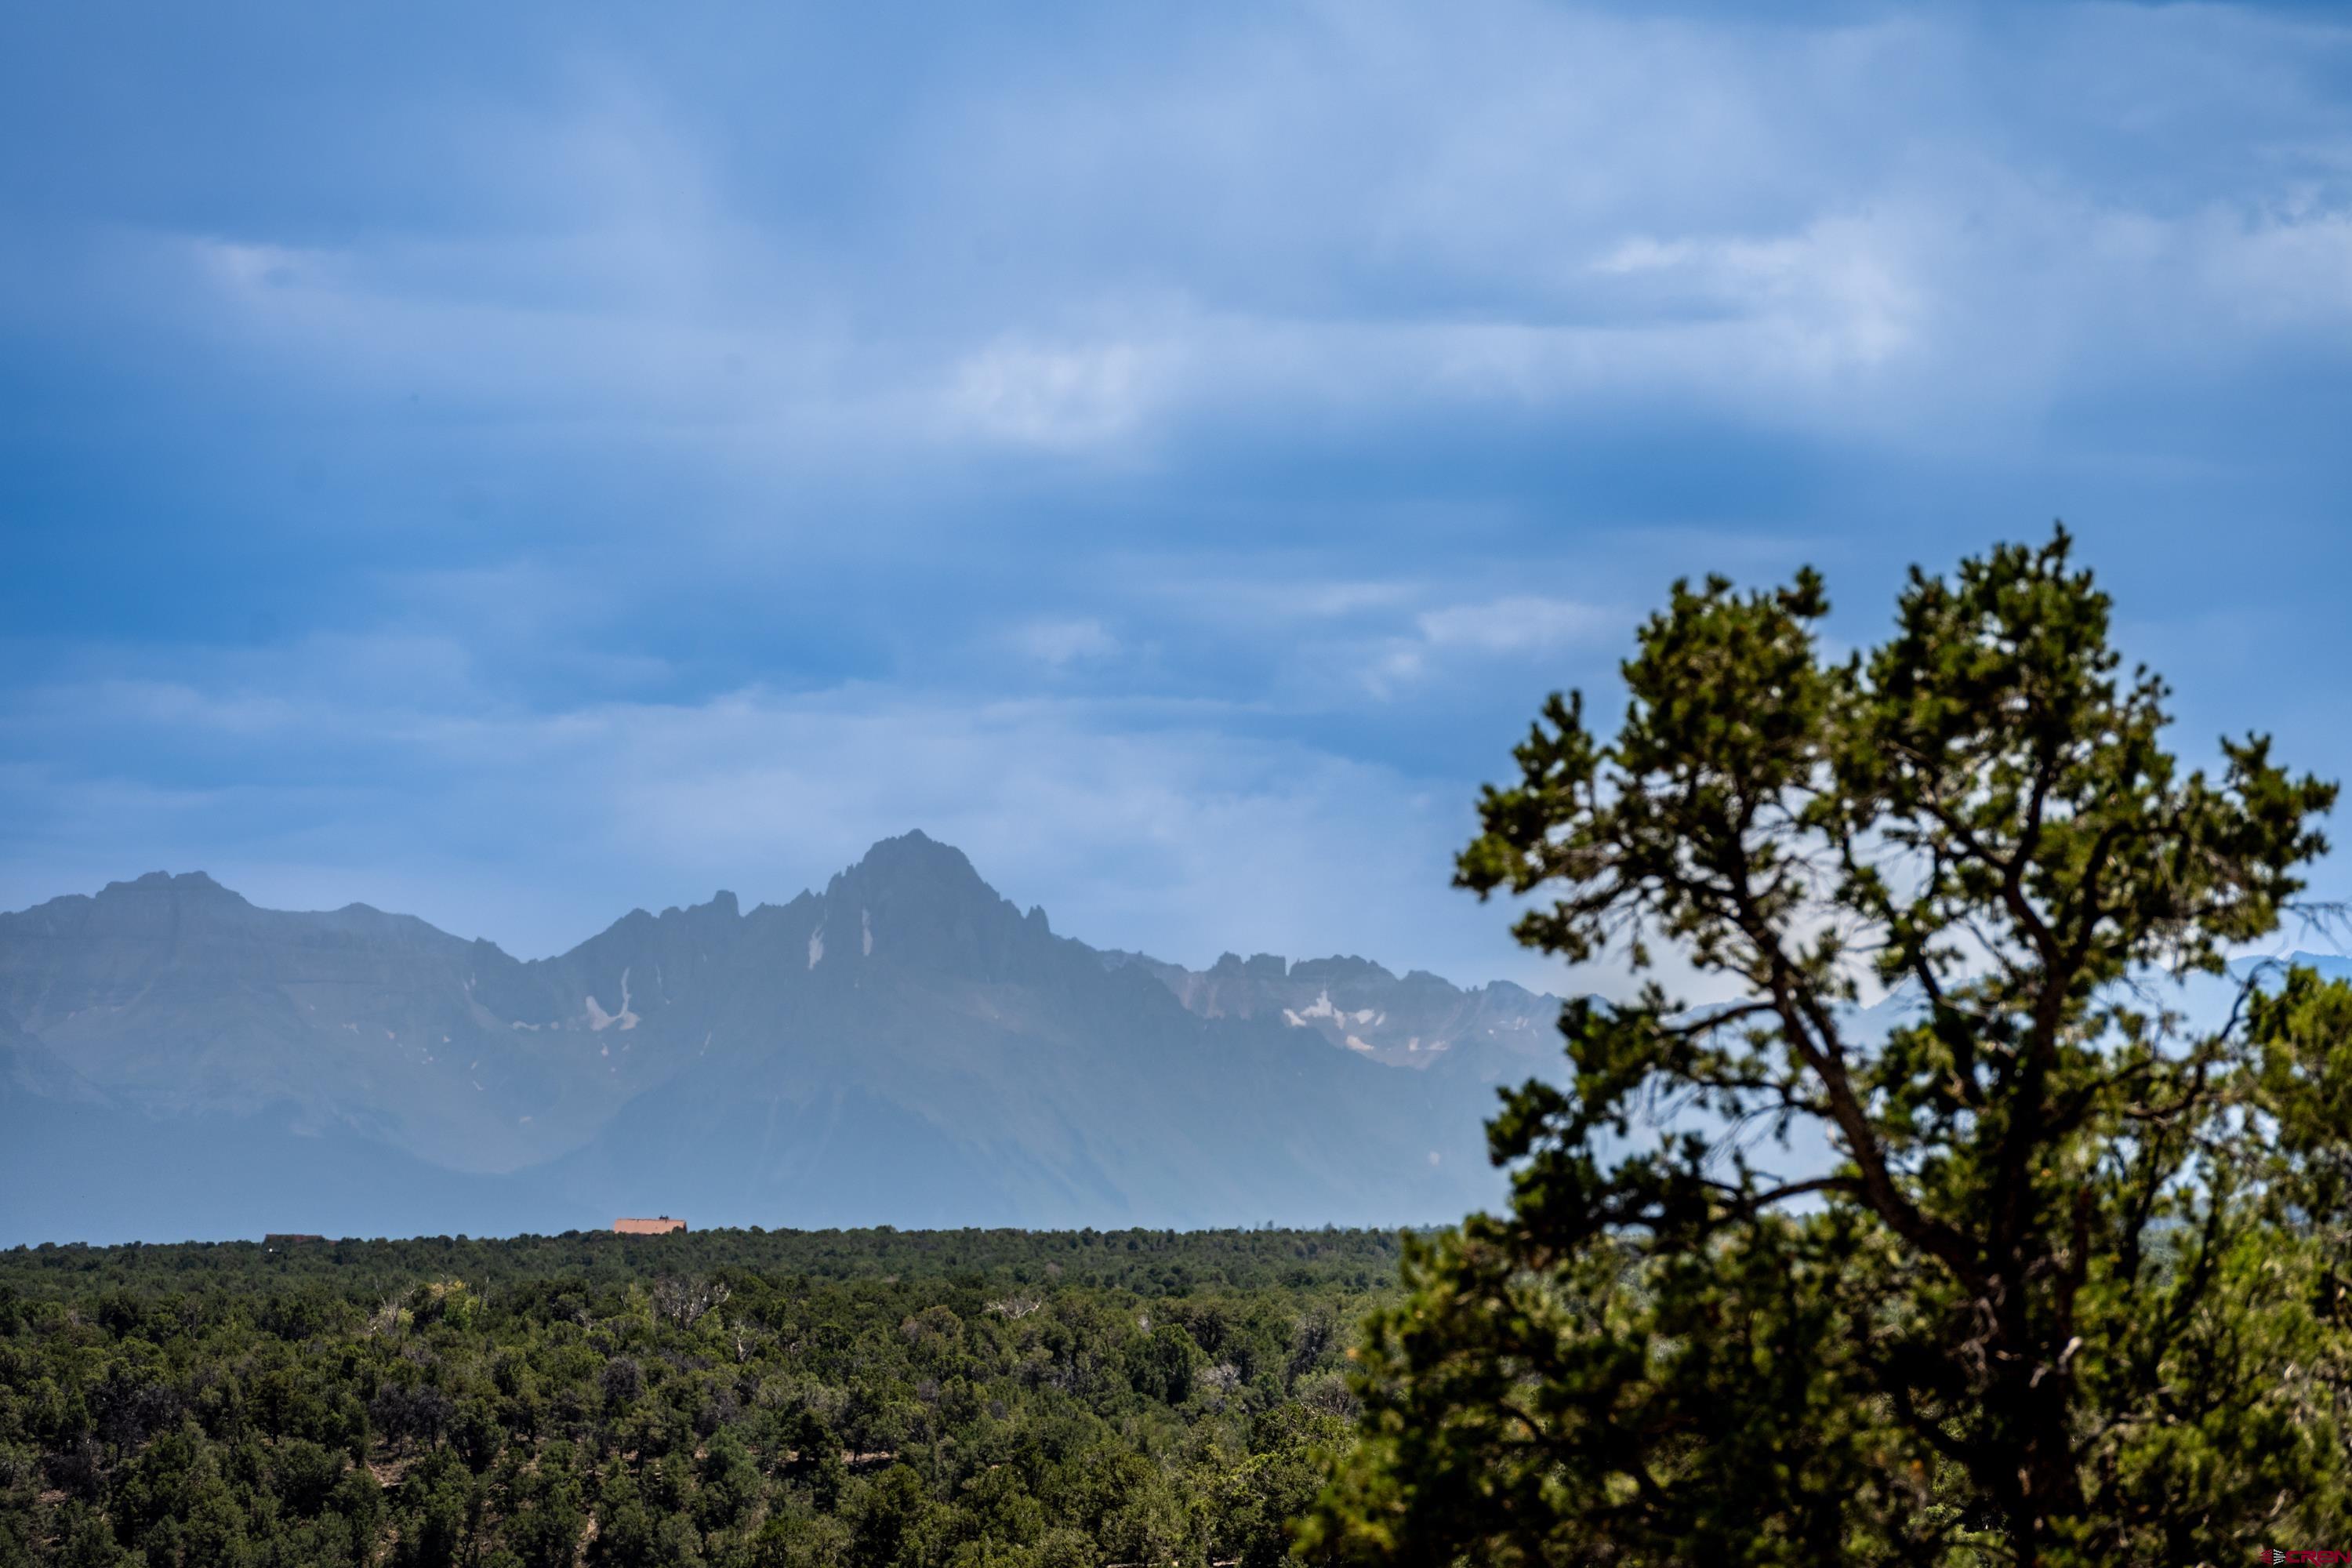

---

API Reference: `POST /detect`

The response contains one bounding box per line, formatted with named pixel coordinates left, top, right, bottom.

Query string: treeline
left=0, top=1229, right=1406, bottom=1305
left=0, top=1229, right=1400, bottom=1566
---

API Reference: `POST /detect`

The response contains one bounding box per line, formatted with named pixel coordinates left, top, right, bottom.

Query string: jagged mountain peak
left=99, top=869, right=245, bottom=902
left=830, top=829, right=991, bottom=900
left=516, top=834, right=1063, bottom=992
left=624, top=890, right=747, bottom=935
left=1127, top=945, right=1564, bottom=1069
left=1294, top=955, right=1400, bottom=986
left=561, top=890, right=745, bottom=960
left=804, top=832, right=1061, bottom=978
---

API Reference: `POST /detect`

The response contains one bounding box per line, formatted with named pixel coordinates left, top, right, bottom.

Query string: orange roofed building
left=614, top=1215, right=686, bottom=1236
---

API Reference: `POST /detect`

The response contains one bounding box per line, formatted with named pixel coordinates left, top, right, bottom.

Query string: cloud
left=140, top=180, right=2352, bottom=485
left=45, top=1, right=2338, bottom=483
left=0, top=655, right=1581, bottom=993
left=1586, top=216, right=1923, bottom=372
left=10, top=0, right=2352, bottom=1002
left=1415, top=596, right=1624, bottom=655
left=943, top=338, right=1166, bottom=451
left=1011, top=617, right=1121, bottom=667
left=1358, top=595, right=1628, bottom=695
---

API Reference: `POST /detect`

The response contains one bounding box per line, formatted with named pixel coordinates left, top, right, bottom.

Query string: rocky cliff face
left=1102, top=946, right=1562, bottom=1069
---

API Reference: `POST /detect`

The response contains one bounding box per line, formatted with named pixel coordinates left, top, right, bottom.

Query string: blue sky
left=4, top=2, right=2351, bottom=993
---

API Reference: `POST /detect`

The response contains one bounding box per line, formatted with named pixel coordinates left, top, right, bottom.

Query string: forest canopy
left=0, top=1227, right=1396, bottom=1567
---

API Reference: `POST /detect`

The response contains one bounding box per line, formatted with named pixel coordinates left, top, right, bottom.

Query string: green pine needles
left=1306, top=530, right=2352, bottom=1566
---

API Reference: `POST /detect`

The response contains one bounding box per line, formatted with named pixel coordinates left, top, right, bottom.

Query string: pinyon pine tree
left=1304, top=530, right=2352, bottom=1566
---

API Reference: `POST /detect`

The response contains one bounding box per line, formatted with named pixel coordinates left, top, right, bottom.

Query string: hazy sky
left=5, top=2, right=2350, bottom=993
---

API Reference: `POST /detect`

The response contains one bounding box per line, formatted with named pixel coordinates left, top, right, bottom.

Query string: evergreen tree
left=1308, top=530, right=2352, bottom=1565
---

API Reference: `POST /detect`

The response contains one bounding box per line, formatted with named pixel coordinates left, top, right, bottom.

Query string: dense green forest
left=0, top=1228, right=1400, bottom=1567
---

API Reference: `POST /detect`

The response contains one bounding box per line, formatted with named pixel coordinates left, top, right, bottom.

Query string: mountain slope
left=0, top=871, right=623, bottom=1171
left=545, top=835, right=1525, bottom=1228
left=0, top=833, right=1550, bottom=1243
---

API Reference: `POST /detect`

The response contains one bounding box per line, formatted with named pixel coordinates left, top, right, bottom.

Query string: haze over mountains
left=0, top=832, right=1566, bottom=1246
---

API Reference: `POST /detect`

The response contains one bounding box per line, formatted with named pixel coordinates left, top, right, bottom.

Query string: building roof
left=613, top=1216, right=687, bottom=1235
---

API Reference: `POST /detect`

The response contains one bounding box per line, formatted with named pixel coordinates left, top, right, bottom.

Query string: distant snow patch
left=1283, top=990, right=1344, bottom=1028
left=808, top=924, right=826, bottom=968
left=586, top=968, right=641, bottom=1032
left=862, top=908, right=873, bottom=956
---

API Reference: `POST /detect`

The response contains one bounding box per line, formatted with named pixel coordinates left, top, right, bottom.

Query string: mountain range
left=0, top=832, right=1567, bottom=1245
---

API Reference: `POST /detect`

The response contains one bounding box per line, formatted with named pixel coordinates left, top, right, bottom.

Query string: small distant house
left=614, top=1215, right=686, bottom=1236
